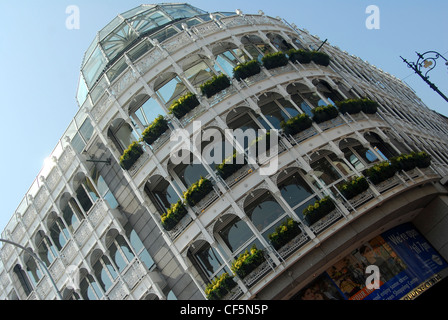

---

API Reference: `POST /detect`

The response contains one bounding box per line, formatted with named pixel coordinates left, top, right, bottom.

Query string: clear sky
left=0, top=0, right=447, bottom=234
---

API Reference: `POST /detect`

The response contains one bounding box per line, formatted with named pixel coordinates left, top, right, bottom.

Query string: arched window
left=171, top=152, right=209, bottom=188
left=201, top=128, right=234, bottom=171
left=93, top=253, right=118, bottom=293
left=35, top=231, right=57, bottom=267
left=267, top=33, right=293, bottom=51
left=129, top=94, right=166, bottom=134
left=107, top=118, right=139, bottom=153
left=49, top=216, right=70, bottom=251
left=124, top=224, right=155, bottom=270
left=145, top=175, right=180, bottom=214
left=277, top=168, right=319, bottom=220
left=212, top=42, right=249, bottom=77
left=60, top=193, right=84, bottom=232
left=80, top=273, right=103, bottom=300
left=89, top=166, right=119, bottom=210
left=244, top=190, right=286, bottom=241
left=154, top=74, right=186, bottom=107
left=215, top=215, right=256, bottom=255
left=13, top=264, right=33, bottom=297
left=258, top=93, right=300, bottom=130
left=107, top=232, right=135, bottom=273
left=24, top=252, right=42, bottom=286
left=189, top=240, right=224, bottom=282
left=241, top=34, right=274, bottom=63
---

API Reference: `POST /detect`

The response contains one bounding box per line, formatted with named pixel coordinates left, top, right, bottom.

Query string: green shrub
left=311, top=51, right=331, bottom=66
left=161, top=200, right=188, bottom=231
left=311, top=105, right=339, bottom=124
left=337, top=176, right=369, bottom=200
left=119, top=141, right=144, bottom=170
left=231, top=245, right=265, bottom=279
left=280, top=113, right=313, bottom=135
left=411, top=151, right=431, bottom=168
left=303, top=196, right=336, bottom=225
left=183, top=177, right=214, bottom=207
left=216, top=152, right=247, bottom=180
left=168, top=92, right=200, bottom=119
left=268, top=218, right=301, bottom=250
left=287, top=49, right=312, bottom=64
left=364, top=161, right=398, bottom=185
left=335, top=98, right=378, bottom=115
left=261, top=52, right=289, bottom=70
left=205, top=273, right=237, bottom=300
left=141, top=115, right=169, bottom=145
left=233, top=60, right=261, bottom=80
left=200, top=74, right=231, bottom=98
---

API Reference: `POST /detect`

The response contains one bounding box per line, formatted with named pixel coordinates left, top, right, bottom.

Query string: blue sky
left=0, top=0, right=447, bottom=234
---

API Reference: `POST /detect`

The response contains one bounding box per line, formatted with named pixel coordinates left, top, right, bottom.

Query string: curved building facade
left=1, top=3, right=448, bottom=300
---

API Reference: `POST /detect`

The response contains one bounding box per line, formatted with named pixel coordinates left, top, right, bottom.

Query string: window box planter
left=287, top=49, right=331, bottom=66
left=311, top=105, right=339, bottom=124
left=261, top=52, right=289, bottom=70
left=287, top=49, right=312, bottom=64
left=411, top=151, right=431, bottom=168
left=200, top=74, right=231, bottom=98
left=310, top=51, right=331, bottom=66
left=119, top=141, right=144, bottom=170
left=168, top=92, right=200, bottom=119
left=183, top=177, right=214, bottom=207
left=141, top=115, right=169, bottom=145
left=161, top=200, right=188, bottom=231
left=268, top=218, right=301, bottom=250
left=205, top=273, right=237, bottom=300
left=337, top=176, right=369, bottom=200
left=281, top=113, right=313, bottom=136
left=303, top=196, right=336, bottom=226
left=231, top=245, right=266, bottom=279
left=336, top=98, right=378, bottom=115
left=233, top=60, right=261, bottom=81
left=216, top=152, right=247, bottom=180
left=364, top=161, right=397, bottom=185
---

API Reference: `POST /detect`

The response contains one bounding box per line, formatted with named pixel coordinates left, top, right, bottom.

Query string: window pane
left=104, top=191, right=119, bottom=209
left=195, top=245, right=223, bottom=278
left=279, top=174, right=314, bottom=208
left=219, top=218, right=253, bottom=253
left=246, top=195, right=284, bottom=232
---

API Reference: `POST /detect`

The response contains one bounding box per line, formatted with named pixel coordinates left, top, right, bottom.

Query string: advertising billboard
left=293, top=223, right=448, bottom=300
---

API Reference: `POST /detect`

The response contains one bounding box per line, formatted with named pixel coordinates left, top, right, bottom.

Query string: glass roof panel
left=100, top=22, right=138, bottom=61
left=128, top=10, right=171, bottom=35
left=83, top=46, right=107, bottom=88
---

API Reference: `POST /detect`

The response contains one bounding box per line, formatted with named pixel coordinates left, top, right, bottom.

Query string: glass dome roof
left=77, top=3, right=208, bottom=106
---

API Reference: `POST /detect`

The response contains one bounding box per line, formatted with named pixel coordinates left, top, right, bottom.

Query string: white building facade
left=1, top=3, right=448, bottom=300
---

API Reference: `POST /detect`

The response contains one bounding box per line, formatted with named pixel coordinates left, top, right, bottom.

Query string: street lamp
left=400, top=51, right=448, bottom=103
left=0, top=238, right=63, bottom=300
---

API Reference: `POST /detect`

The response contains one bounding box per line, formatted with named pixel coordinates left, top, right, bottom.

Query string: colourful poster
left=293, top=223, right=448, bottom=300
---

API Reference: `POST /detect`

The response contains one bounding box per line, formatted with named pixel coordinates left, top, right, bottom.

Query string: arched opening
left=47, top=212, right=70, bottom=251
left=241, top=34, right=274, bottom=63
left=145, top=174, right=180, bottom=215
left=128, top=93, right=166, bottom=134
left=244, top=189, right=287, bottom=242
left=257, top=92, right=300, bottom=129
left=188, top=240, right=225, bottom=283
left=107, top=118, right=139, bottom=153
left=277, top=167, right=319, bottom=220
left=213, top=214, right=258, bottom=258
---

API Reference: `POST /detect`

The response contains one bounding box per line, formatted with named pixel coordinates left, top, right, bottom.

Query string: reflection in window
left=156, top=76, right=186, bottom=106
left=94, top=256, right=118, bottom=292
left=279, top=173, right=314, bottom=209
left=218, top=217, right=254, bottom=253
left=80, top=274, right=103, bottom=300
left=13, top=265, right=33, bottom=297
left=245, top=192, right=285, bottom=241
left=90, top=167, right=119, bottom=209
left=310, top=156, right=342, bottom=186
left=173, top=162, right=209, bottom=188
left=194, top=243, right=223, bottom=279
left=125, top=225, right=155, bottom=270
left=49, top=217, right=70, bottom=250
left=108, top=235, right=135, bottom=273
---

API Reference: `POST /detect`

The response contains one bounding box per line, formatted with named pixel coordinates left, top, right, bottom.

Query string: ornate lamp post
left=400, top=51, right=448, bottom=103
